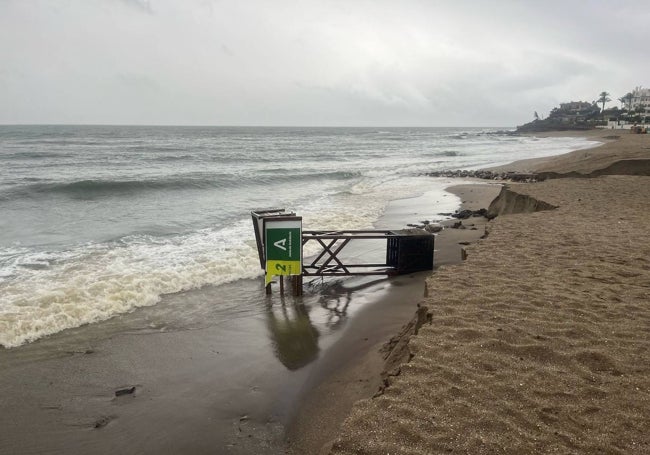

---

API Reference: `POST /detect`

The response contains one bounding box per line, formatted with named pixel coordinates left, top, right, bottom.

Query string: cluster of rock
left=406, top=221, right=443, bottom=233
left=426, top=169, right=541, bottom=182
left=406, top=208, right=490, bottom=232
left=439, top=208, right=489, bottom=219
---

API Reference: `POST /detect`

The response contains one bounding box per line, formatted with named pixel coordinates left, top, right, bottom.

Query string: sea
left=0, top=125, right=599, bottom=349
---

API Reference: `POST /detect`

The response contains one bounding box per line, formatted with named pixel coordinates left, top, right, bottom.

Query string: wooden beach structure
left=252, top=209, right=435, bottom=296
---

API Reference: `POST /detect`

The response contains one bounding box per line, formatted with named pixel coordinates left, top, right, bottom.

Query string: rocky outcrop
left=516, top=121, right=594, bottom=133
left=487, top=186, right=557, bottom=218
left=426, top=169, right=540, bottom=182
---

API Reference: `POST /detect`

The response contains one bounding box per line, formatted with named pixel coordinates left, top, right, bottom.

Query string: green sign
left=264, top=218, right=302, bottom=285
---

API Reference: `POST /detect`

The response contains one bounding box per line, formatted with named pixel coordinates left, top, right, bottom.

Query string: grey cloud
left=1, top=0, right=649, bottom=126
left=119, top=0, right=153, bottom=13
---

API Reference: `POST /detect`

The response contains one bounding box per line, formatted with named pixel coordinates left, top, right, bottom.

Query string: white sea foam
left=0, top=126, right=601, bottom=347
left=0, top=175, right=450, bottom=348
left=0, top=221, right=262, bottom=348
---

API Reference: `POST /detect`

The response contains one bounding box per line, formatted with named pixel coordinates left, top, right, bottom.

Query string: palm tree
left=598, top=91, right=611, bottom=112
left=619, top=92, right=633, bottom=110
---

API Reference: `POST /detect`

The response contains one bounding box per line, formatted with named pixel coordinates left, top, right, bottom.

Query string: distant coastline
left=518, top=89, right=650, bottom=133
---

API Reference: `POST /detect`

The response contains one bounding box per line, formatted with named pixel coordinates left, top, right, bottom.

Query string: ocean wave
left=11, top=139, right=108, bottom=147
left=258, top=169, right=360, bottom=181
left=0, top=222, right=263, bottom=348
left=0, top=179, right=219, bottom=203
left=6, top=178, right=225, bottom=199
left=144, top=154, right=196, bottom=162
left=0, top=151, right=76, bottom=160
left=0, top=170, right=362, bottom=202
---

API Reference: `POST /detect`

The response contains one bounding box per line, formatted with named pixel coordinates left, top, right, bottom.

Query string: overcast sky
left=1, top=0, right=649, bottom=127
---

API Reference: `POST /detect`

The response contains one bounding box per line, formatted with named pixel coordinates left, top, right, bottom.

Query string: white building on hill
left=631, top=87, right=650, bottom=110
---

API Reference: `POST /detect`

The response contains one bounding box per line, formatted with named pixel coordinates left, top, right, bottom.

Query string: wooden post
left=292, top=275, right=303, bottom=296
left=279, top=276, right=284, bottom=295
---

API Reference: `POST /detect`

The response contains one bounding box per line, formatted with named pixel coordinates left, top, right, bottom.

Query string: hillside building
left=559, top=101, right=593, bottom=113
left=630, top=87, right=650, bottom=110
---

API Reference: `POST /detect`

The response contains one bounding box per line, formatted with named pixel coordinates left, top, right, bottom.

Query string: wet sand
left=286, top=183, right=501, bottom=454
left=0, top=182, right=499, bottom=454
left=329, top=131, right=650, bottom=454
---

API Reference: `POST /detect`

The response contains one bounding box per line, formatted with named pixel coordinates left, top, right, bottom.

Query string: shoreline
left=0, top=178, right=500, bottom=455
left=2, top=128, right=646, bottom=454
left=285, top=182, right=502, bottom=454
left=327, top=130, right=650, bottom=453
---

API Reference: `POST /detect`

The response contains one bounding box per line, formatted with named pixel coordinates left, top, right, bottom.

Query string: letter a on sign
left=273, top=238, right=287, bottom=251
left=264, top=218, right=302, bottom=285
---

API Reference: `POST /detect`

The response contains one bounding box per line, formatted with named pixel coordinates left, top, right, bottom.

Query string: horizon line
left=0, top=123, right=514, bottom=129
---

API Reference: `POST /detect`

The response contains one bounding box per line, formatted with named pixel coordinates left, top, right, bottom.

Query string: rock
left=449, top=208, right=490, bottom=219
left=452, top=209, right=473, bottom=219
left=115, top=386, right=136, bottom=397
left=425, top=224, right=443, bottom=233
left=94, top=416, right=112, bottom=429
left=424, top=169, right=543, bottom=182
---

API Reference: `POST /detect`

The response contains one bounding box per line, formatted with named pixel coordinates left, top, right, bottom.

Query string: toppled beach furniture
left=386, top=229, right=435, bottom=273
left=251, top=208, right=297, bottom=269
left=302, top=229, right=433, bottom=276
left=252, top=209, right=435, bottom=295
left=251, top=208, right=303, bottom=295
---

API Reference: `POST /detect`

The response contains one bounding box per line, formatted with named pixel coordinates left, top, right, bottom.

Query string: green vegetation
left=618, top=92, right=633, bottom=110
left=518, top=89, right=649, bottom=132
left=598, top=91, right=612, bottom=112
left=517, top=100, right=601, bottom=132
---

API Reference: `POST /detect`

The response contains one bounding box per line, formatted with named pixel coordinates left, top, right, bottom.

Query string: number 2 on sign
left=275, top=263, right=287, bottom=272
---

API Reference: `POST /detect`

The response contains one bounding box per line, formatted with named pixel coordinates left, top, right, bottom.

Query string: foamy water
left=0, top=126, right=599, bottom=347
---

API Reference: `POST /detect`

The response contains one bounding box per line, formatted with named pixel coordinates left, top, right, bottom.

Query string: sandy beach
left=327, top=130, right=650, bottom=454
left=1, top=129, right=647, bottom=455
left=489, top=129, right=650, bottom=175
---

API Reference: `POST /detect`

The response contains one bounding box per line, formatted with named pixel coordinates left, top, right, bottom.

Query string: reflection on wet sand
left=266, top=301, right=320, bottom=370
left=316, top=281, right=352, bottom=329
left=315, top=277, right=388, bottom=329
left=266, top=277, right=390, bottom=370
